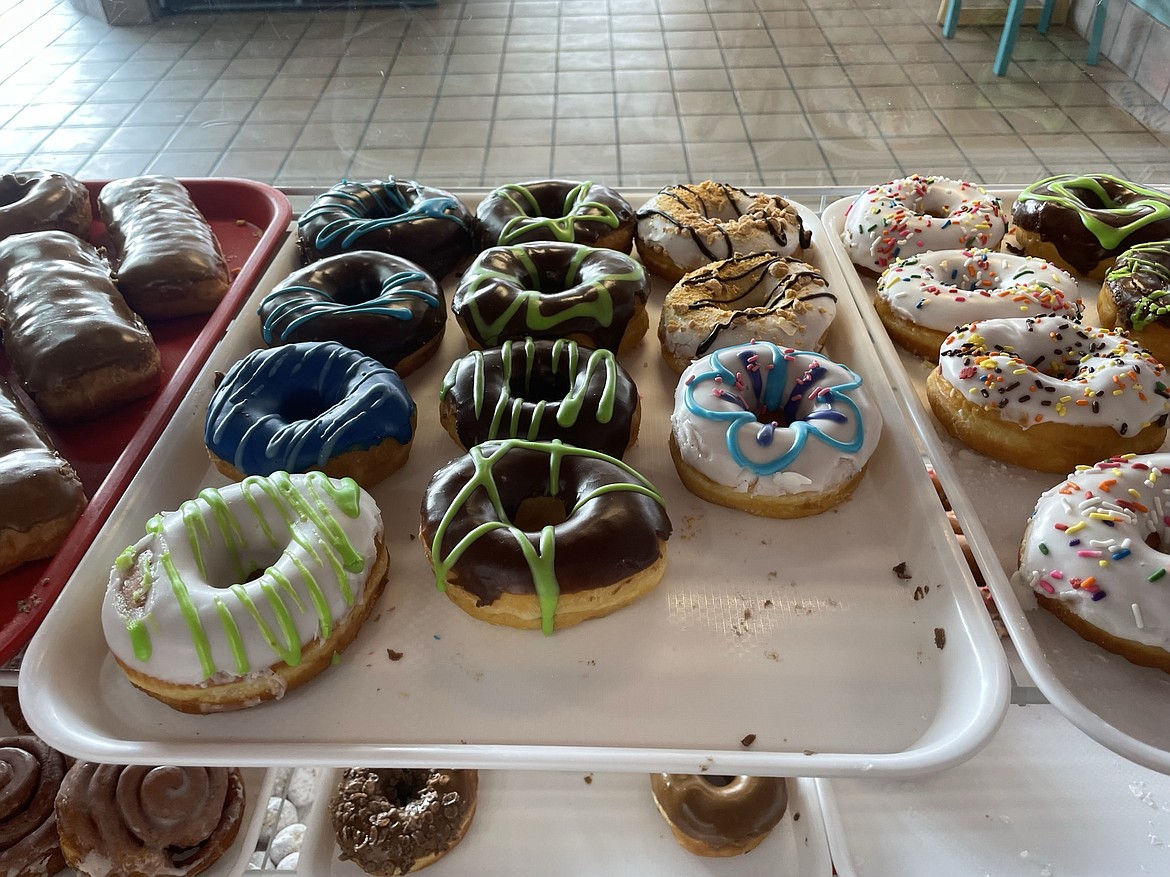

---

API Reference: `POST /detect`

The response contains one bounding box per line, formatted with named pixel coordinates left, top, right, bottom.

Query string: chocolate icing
left=452, top=241, right=648, bottom=351
left=299, top=179, right=475, bottom=281
left=476, top=179, right=634, bottom=249
left=0, top=736, right=68, bottom=877
left=650, top=774, right=788, bottom=851
left=1012, top=174, right=1170, bottom=276
left=440, top=338, right=639, bottom=458
left=0, top=169, right=91, bottom=242
left=258, top=250, right=445, bottom=373
left=1105, top=240, right=1170, bottom=331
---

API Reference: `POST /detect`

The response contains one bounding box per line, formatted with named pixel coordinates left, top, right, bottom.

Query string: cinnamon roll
left=0, top=735, right=68, bottom=877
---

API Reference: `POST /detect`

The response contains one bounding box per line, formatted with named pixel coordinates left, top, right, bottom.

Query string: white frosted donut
left=1017, top=454, right=1170, bottom=673
left=658, top=252, right=837, bottom=373
left=669, top=340, right=882, bottom=517
left=875, top=248, right=1081, bottom=359
left=927, top=316, right=1170, bottom=472
left=635, top=182, right=811, bottom=283
left=842, top=175, right=1007, bottom=273
left=102, top=470, right=387, bottom=713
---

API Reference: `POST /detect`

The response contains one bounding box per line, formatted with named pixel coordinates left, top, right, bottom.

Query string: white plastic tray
left=819, top=703, right=1170, bottom=876
left=299, top=773, right=830, bottom=877
left=20, top=199, right=1007, bottom=775
left=823, top=191, right=1170, bottom=776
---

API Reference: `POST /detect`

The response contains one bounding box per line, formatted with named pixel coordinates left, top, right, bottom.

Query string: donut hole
left=1147, top=531, right=1162, bottom=551
left=756, top=405, right=791, bottom=429
left=512, top=495, right=570, bottom=531
left=1067, top=185, right=1109, bottom=210
left=205, top=549, right=284, bottom=590
left=335, top=274, right=393, bottom=306
left=278, top=388, right=331, bottom=423
left=703, top=775, right=736, bottom=788
left=511, top=368, right=572, bottom=404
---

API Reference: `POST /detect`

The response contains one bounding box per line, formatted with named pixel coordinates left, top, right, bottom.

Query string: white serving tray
left=822, top=191, right=1170, bottom=776
left=20, top=199, right=1007, bottom=775
left=819, top=703, right=1170, bottom=876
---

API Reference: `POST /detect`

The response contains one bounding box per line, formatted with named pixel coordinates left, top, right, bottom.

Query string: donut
left=0, top=231, right=161, bottom=424
left=649, top=774, right=788, bottom=858
left=0, top=736, right=68, bottom=877
left=205, top=342, right=416, bottom=489
left=421, top=438, right=672, bottom=635
left=439, top=338, right=640, bottom=458
left=1096, top=240, right=1170, bottom=366
left=635, top=182, right=812, bottom=283
left=55, top=762, right=245, bottom=877
left=927, top=316, right=1170, bottom=473
left=842, top=175, right=1007, bottom=274
left=658, top=251, right=837, bottom=373
left=1016, top=453, right=1170, bottom=673
left=476, top=179, right=635, bottom=252
left=101, top=470, right=387, bottom=713
left=875, top=248, right=1081, bottom=360
left=258, top=251, right=445, bottom=377
left=298, top=179, right=475, bottom=281
left=670, top=340, right=883, bottom=518
left=1011, top=174, right=1170, bottom=281
left=0, top=169, right=91, bottom=242
left=452, top=241, right=649, bottom=353
left=98, top=176, right=231, bottom=320
left=331, top=768, right=477, bottom=876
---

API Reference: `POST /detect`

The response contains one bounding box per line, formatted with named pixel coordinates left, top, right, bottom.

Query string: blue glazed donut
left=205, top=341, right=416, bottom=488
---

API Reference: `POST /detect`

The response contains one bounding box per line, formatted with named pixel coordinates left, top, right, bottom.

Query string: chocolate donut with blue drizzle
left=258, top=251, right=445, bottom=376
left=205, top=341, right=416, bottom=489
left=298, top=179, right=476, bottom=280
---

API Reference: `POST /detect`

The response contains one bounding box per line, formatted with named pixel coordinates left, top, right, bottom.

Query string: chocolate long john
left=0, top=230, right=162, bottom=423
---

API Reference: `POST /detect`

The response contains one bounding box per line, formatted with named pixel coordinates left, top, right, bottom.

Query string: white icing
left=102, top=472, right=383, bottom=687
left=877, top=248, right=1081, bottom=332
left=936, top=315, right=1170, bottom=432
left=842, top=175, right=1007, bottom=272
left=1017, top=454, right=1170, bottom=651
left=670, top=341, right=882, bottom=497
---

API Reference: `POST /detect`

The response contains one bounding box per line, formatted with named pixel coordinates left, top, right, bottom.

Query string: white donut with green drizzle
left=102, top=470, right=387, bottom=713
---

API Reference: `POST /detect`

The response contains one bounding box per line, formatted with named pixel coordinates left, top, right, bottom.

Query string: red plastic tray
left=0, top=177, right=292, bottom=666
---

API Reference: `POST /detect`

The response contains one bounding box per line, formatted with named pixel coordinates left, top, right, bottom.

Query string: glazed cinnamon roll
left=55, top=763, right=245, bottom=877
left=0, top=735, right=68, bottom=877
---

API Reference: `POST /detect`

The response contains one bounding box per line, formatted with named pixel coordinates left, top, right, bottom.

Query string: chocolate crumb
left=793, top=811, right=801, bottom=822
left=743, top=608, right=752, bottom=620
left=763, top=599, right=773, bottom=607
left=387, top=649, right=404, bottom=662
left=913, top=585, right=925, bottom=601
left=893, top=561, right=911, bottom=580
left=934, top=627, right=946, bottom=649
left=740, top=734, right=756, bottom=747
left=409, top=533, right=416, bottom=541
left=583, top=774, right=593, bottom=784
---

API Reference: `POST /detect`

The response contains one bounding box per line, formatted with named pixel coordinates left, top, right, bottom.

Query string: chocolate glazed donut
left=0, top=169, right=92, bottom=242
left=258, top=251, right=445, bottom=376
left=0, top=736, right=68, bottom=877
left=476, top=179, right=635, bottom=252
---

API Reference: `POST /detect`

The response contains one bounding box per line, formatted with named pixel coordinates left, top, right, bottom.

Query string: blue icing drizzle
left=683, top=340, right=866, bottom=476
left=298, top=180, right=469, bottom=251
left=205, top=341, right=415, bottom=476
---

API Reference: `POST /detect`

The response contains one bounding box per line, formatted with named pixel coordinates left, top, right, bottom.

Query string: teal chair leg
left=994, top=0, right=1029, bottom=75
left=1088, top=0, right=1108, bottom=65
left=1037, top=0, right=1056, bottom=33
left=942, top=0, right=961, bottom=39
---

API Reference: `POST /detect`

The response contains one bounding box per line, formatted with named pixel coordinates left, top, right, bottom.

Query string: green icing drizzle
left=213, top=597, right=249, bottom=674
left=231, top=582, right=303, bottom=666
left=161, top=552, right=217, bottom=679
left=1020, top=174, right=1170, bottom=251
left=495, top=181, right=622, bottom=246
left=127, top=619, right=151, bottom=662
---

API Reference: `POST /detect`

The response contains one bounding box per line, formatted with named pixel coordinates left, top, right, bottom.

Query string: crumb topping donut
left=658, top=251, right=837, bottom=373
left=927, top=316, right=1170, bottom=472
left=205, top=341, right=416, bottom=489
left=650, top=774, right=788, bottom=858
left=55, top=762, right=245, bottom=877
left=476, top=180, right=635, bottom=252
left=1017, top=453, right=1170, bottom=673
left=1012, top=174, right=1170, bottom=281
left=875, top=248, right=1081, bottom=360
left=452, top=241, right=649, bottom=353
left=332, top=768, right=477, bottom=876
left=102, top=470, right=387, bottom=713
left=439, top=338, right=640, bottom=458
left=670, top=340, right=882, bottom=518
left=421, top=438, right=671, bottom=635
left=1097, top=241, right=1170, bottom=366
left=258, top=251, right=445, bottom=377
left=0, top=169, right=91, bottom=242
left=0, top=735, right=68, bottom=877
left=298, top=179, right=475, bottom=281
left=636, top=182, right=812, bottom=283
left=842, top=175, right=1007, bottom=274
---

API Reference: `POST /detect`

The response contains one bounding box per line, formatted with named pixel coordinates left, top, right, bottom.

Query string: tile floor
left=2, top=0, right=1170, bottom=190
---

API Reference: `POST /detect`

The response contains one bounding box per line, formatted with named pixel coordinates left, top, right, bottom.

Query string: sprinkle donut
left=842, top=175, right=1007, bottom=274
left=875, top=248, right=1081, bottom=360
left=102, top=470, right=387, bottom=713
left=670, top=340, right=882, bottom=518
left=1097, top=241, right=1170, bottom=366
left=1017, top=453, right=1170, bottom=673
left=476, top=179, right=635, bottom=252
left=928, top=316, right=1170, bottom=472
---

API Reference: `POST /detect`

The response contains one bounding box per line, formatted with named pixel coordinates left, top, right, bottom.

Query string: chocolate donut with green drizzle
left=439, top=338, right=640, bottom=458
left=421, top=439, right=671, bottom=634
left=476, top=180, right=635, bottom=252
left=101, top=470, right=387, bottom=713
left=452, top=241, right=649, bottom=353
left=1098, top=240, right=1170, bottom=366
left=1012, top=174, right=1170, bottom=280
